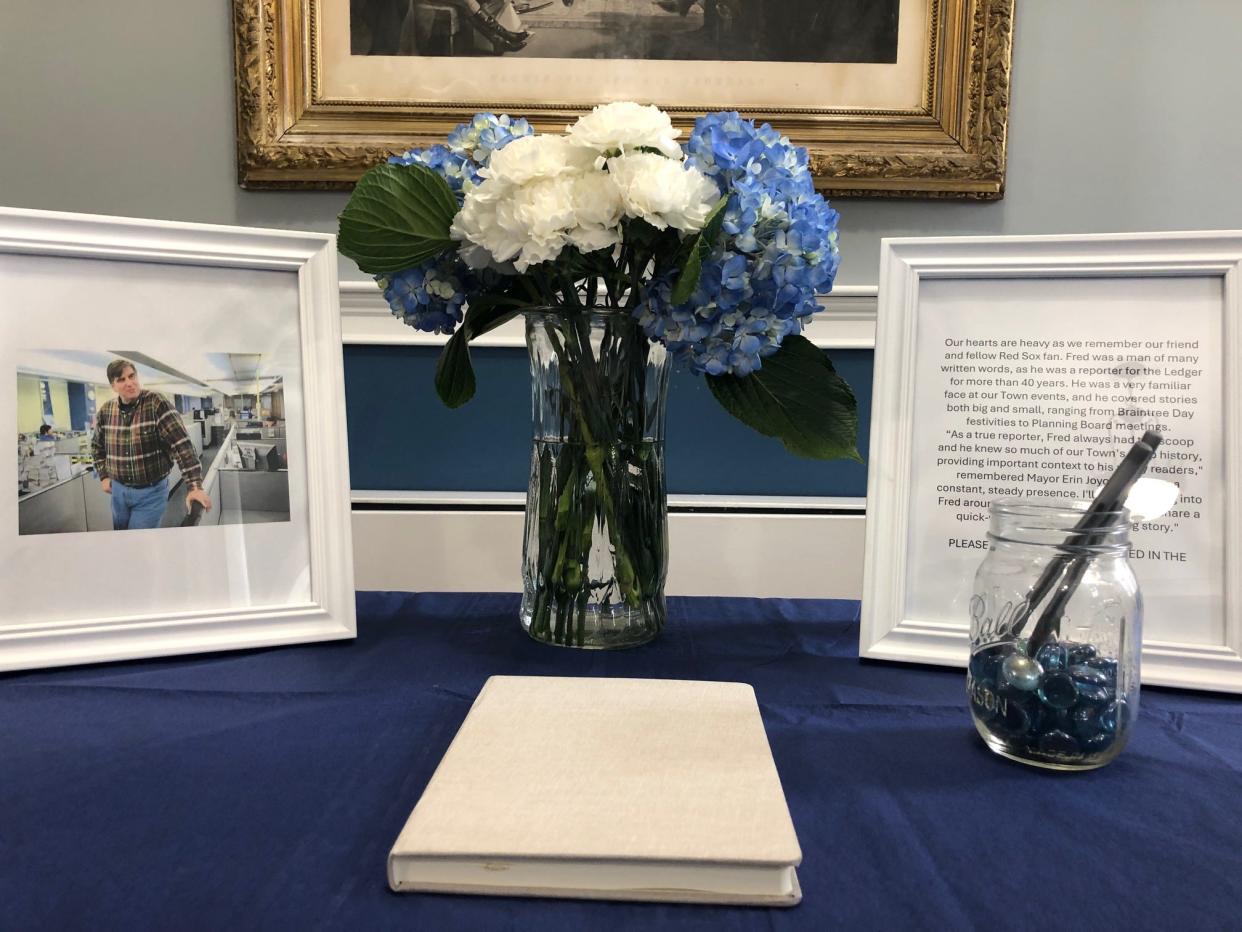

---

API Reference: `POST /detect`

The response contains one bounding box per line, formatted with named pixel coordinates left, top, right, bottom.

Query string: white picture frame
left=0, top=207, right=355, bottom=671
left=861, top=232, right=1242, bottom=692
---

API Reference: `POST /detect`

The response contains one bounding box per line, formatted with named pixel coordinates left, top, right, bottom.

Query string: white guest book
left=388, top=675, right=803, bottom=906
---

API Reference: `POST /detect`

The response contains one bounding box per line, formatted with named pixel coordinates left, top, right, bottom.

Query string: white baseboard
left=351, top=509, right=866, bottom=599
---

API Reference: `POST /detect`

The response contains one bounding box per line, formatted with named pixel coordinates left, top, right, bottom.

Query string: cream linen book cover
left=387, top=675, right=803, bottom=906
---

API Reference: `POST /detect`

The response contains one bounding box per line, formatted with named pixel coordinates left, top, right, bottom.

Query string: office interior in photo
left=16, top=350, right=291, bottom=535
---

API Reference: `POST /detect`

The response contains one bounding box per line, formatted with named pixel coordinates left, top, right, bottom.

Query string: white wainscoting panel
left=344, top=280, right=876, bottom=601
left=352, top=510, right=866, bottom=599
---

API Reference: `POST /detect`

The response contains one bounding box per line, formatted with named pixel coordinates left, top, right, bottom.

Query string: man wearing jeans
left=91, top=358, right=212, bottom=531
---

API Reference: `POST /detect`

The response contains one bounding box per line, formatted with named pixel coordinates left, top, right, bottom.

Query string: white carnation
left=455, top=240, right=502, bottom=272
left=567, top=102, right=683, bottom=160
left=452, top=159, right=624, bottom=273
left=482, top=134, right=595, bottom=188
left=606, top=153, right=721, bottom=233
left=565, top=170, right=625, bottom=254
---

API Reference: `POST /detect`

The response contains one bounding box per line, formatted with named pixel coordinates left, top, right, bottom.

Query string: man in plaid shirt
left=91, top=358, right=213, bottom=531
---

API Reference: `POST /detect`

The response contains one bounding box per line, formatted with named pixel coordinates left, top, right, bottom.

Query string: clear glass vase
left=968, top=499, right=1142, bottom=770
left=520, top=307, right=670, bottom=648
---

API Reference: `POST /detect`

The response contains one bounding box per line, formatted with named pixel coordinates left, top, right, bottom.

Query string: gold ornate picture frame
left=233, top=0, right=1014, bottom=198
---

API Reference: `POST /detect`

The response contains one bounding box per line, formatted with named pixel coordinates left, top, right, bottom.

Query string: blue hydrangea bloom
left=388, top=144, right=482, bottom=197
left=378, top=255, right=472, bottom=335
left=388, top=113, right=533, bottom=198
left=446, top=112, right=534, bottom=163
left=381, top=113, right=533, bottom=332
left=637, top=111, right=840, bottom=377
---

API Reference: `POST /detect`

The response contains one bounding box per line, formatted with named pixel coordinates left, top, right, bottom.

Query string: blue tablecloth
left=3, top=593, right=1241, bottom=930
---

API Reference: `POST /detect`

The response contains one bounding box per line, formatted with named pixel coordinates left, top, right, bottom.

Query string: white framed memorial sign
left=0, top=207, right=356, bottom=671
left=860, top=232, right=1242, bottom=693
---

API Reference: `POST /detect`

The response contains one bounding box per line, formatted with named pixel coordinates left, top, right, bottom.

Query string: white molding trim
left=340, top=281, right=878, bottom=349
left=861, top=231, right=1242, bottom=693
left=0, top=209, right=328, bottom=271
left=352, top=489, right=866, bottom=511
left=352, top=510, right=866, bottom=599
left=0, top=207, right=357, bottom=672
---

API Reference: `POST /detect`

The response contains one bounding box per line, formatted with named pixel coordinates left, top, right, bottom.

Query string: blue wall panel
left=343, top=345, right=872, bottom=497
left=67, top=382, right=89, bottom=431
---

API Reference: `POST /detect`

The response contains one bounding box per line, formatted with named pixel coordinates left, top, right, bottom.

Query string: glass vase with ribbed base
left=520, top=307, right=670, bottom=649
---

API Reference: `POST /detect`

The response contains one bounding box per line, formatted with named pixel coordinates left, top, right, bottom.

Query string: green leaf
left=624, top=218, right=665, bottom=251
left=434, top=297, right=526, bottom=408
left=434, top=330, right=476, bottom=409
left=670, top=195, right=728, bottom=306
left=707, top=334, right=861, bottom=461
left=337, top=163, right=460, bottom=274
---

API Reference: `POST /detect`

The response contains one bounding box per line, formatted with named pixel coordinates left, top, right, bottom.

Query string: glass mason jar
left=520, top=308, right=671, bottom=648
left=967, top=499, right=1142, bottom=770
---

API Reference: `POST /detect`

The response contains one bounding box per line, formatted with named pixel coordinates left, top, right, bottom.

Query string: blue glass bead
left=1038, top=730, right=1080, bottom=756
left=1067, top=643, right=1098, bottom=665
left=1000, top=684, right=1049, bottom=736
left=1076, top=683, right=1110, bottom=705
left=1001, top=654, right=1042, bottom=691
left=1028, top=705, right=1071, bottom=739
left=996, top=700, right=1032, bottom=736
left=1070, top=664, right=1109, bottom=689
left=1069, top=664, right=1112, bottom=704
left=1081, top=732, right=1116, bottom=754
left=1086, top=657, right=1119, bottom=679
left=969, top=650, right=1001, bottom=682
left=1070, top=705, right=1100, bottom=739
left=1099, top=699, right=1128, bottom=734
left=1035, top=642, right=1068, bottom=671
left=1037, top=671, right=1079, bottom=710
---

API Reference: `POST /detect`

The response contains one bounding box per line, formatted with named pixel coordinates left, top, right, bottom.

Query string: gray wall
left=2, top=1, right=1240, bottom=285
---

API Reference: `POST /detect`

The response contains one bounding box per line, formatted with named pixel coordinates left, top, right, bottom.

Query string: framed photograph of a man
left=0, top=207, right=355, bottom=671
left=17, top=351, right=292, bottom=535
left=233, top=0, right=1014, bottom=197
